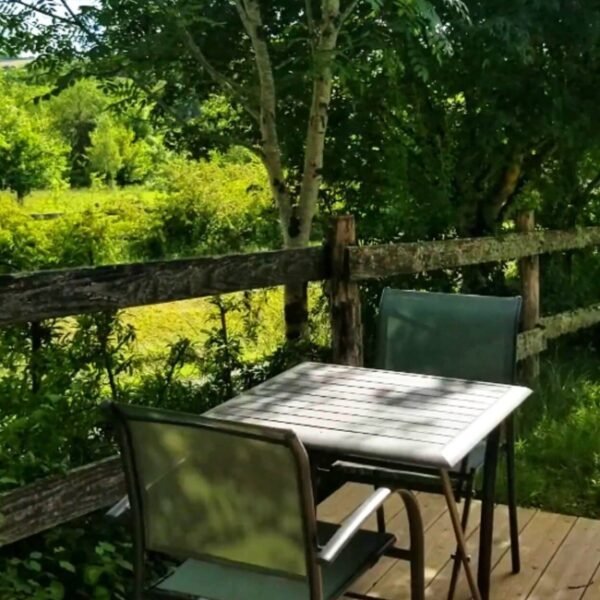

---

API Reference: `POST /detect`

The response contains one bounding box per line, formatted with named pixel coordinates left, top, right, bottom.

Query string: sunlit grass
left=17, top=186, right=162, bottom=214
left=496, top=341, right=600, bottom=518
left=123, top=283, right=328, bottom=364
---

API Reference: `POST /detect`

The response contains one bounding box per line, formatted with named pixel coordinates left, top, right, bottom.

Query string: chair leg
left=397, top=489, right=425, bottom=600
left=446, top=472, right=475, bottom=600
left=505, top=415, right=521, bottom=574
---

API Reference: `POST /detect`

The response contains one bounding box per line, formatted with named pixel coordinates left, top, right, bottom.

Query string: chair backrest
left=108, top=403, right=320, bottom=598
left=375, top=288, right=522, bottom=384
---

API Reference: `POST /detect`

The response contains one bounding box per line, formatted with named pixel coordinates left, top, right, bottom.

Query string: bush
left=0, top=74, right=67, bottom=201
left=134, top=151, right=278, bottom=258
left=87, top=115, right=158, bottom=186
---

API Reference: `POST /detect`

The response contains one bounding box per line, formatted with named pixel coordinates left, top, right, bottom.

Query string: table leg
left=440, top=470, right=482, bottom=600
left=478, top=426, right=501, bottom=600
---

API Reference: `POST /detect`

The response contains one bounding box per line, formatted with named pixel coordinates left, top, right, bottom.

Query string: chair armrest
left=317, top=487, right=392, bottom=564
left=106, top=455, right=190, bottom=519
left=106, top=495, right=130, bottom=519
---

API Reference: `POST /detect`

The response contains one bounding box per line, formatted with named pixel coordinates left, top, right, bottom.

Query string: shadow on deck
left=318, top=484, right=599, bottom=599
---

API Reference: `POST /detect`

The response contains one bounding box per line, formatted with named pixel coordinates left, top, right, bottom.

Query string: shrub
left=0, top=75, right=67, bottom=201
left=134, top=151, right=278, bottom=258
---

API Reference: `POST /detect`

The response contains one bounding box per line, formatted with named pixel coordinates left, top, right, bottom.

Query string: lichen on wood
left=348, top=227, right=600, bottom=280
left=516, top=328, right=547, bottom=361
left=515, top=303, right=600, bottom=361
left=540, top=303, right=600, bottom=340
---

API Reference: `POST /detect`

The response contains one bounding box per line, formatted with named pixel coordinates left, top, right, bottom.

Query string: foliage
left=134, top=151, right=277, bottom=258
left=0, top=517, right=134, bottom=600
left=12, top=185, right=160, bottom=215
left=0, top=0, right=465, bottom=263
left=86, top=117, right=124, bottom=185
left=337, top=0, right=600, bottom=240
left=47, top=79, right=109, bottom=187
left=496, top=341, right=600, bottom=518
left=0, top=75, right=67, bottom=201
left=87, top=114, right=160, bottom=186
left=1, top=0, right=600, bottom=594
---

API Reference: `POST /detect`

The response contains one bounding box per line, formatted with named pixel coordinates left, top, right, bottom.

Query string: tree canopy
left=3, top=0, right=600, bottom=316
left=0, top=71, right=67, bottom=200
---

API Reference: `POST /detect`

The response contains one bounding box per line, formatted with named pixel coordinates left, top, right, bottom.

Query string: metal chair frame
left=107, top=402, right=427, bottom=600
left=329, top=288, right=522, bottom=600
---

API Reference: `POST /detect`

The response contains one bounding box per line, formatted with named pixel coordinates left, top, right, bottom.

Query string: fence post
left=516, top=210, right=540, bottom=382
left=328, top=215, right=363, bottom=366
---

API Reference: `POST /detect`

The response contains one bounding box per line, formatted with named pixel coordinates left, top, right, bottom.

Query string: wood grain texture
left=516, top=211, right=541, bottom=382
left=527, top=517, right=600, bottom=600
left=207, top=362, right=531, bottom=469
left=348, top=227, right=600, bottom=280
left=0, top=456, right=124, bottom=547
left=0, top=246, right=327, bottom=326
left=490, top=511, right=575, bottom=600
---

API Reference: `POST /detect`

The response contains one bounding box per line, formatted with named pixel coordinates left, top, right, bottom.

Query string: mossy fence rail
left=1, top=215, right=600, bottom=547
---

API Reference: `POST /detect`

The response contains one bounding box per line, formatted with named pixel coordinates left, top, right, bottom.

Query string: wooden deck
left=318, top=483, right=600, bottom=599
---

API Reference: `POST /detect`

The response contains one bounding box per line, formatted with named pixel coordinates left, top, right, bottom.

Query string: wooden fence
left=1, top=215, right=600, bottom=547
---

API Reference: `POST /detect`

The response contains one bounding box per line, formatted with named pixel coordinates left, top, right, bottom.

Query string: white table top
left=206, top=362, right=532, bottom=469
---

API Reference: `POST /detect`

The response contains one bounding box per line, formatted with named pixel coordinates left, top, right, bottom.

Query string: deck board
left=527, top=517, right=600, bottom=600
left=317, top=484, right=600, bottom=599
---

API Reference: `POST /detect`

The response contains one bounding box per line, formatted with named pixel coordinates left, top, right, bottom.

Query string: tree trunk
left=237, top=0, right=343, bottom=341
left=281, top=0, right=340, bottom=340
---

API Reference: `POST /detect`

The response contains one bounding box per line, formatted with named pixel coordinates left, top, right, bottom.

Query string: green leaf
left=58, top=560, right=76, bottom=573
left=84, top=565, right=104, bottom=586
left=47, top=580, right=65, bottom=600
left=26, top=559, right=42, bottom=572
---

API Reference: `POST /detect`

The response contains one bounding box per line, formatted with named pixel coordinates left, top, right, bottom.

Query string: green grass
left=504, top=343, right=600, bottom=517
left=16, top=186, right=161, bottom=214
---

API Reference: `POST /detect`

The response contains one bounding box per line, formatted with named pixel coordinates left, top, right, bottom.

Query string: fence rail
left=0, top=457, right=124, bottom=547
left=349, top=227, right=600, bottom=280
left=0, top=247, right=327, bottom=326
left=1, top=227, right=598, bottom=326
left=1, top=218, right=600, bottom=547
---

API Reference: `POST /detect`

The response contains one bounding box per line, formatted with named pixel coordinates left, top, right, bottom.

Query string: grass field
left=12, top=186, right=161, bottom=214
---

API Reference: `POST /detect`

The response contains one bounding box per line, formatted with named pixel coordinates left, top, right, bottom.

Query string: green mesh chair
left=333, top=288, right=522, bottom=600
left=107, top=402, right=424, bottom=600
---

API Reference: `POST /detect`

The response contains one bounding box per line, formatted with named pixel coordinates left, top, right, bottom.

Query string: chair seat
left=332, top=441, right=487, bottom=490
left=152, top=522, right=395, bottom=600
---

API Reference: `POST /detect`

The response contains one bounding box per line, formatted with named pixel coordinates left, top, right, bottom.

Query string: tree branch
left=339, top=0, right=360, bottom=28
left=179, top=24, right=259, bottom=122
left=11, top=0, right=194, bottom=127
left=10, top=0, right=78, bottom=27
left=56, top=0, right=104, bottom=50
left=305, top=0, right=316, bottom=44
left=234, top=0, right=292, bottom=237
left=295, top=0, right=341, bottom=246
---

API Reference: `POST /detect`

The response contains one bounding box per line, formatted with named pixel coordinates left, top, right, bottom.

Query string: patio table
left=206, top=361, right=532, bottom=600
